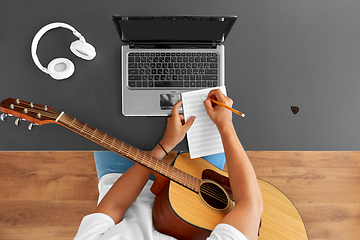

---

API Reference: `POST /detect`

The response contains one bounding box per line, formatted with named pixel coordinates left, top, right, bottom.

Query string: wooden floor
left=0, top=151, right=359, bottom=240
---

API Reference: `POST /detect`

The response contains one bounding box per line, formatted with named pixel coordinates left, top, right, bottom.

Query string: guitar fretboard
left=57, top=112, right=201, bottom=192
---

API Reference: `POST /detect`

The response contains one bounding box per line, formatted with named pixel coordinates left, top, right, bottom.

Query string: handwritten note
left=181, top=86, right=227, bottom=159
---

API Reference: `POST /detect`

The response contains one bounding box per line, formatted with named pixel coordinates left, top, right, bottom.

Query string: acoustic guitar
left=1, top=98, right=308, bottom=240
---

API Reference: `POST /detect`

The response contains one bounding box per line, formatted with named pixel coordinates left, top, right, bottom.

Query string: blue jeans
left=94, top=151, right=226, bottom=181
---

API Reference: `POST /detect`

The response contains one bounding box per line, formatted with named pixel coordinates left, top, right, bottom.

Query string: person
left=74, top=89, right=263, bottom=240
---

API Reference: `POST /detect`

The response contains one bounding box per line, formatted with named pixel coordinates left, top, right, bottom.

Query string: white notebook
left=181, top=86, right=227, bottom=159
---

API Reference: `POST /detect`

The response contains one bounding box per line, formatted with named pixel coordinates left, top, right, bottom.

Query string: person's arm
left=93, top=100, right=195, bottom=224
left=203, top=89, right=263, bottom=240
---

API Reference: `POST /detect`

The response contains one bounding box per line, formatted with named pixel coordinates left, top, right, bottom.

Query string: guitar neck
left=55, top=112, right=201, bottom=192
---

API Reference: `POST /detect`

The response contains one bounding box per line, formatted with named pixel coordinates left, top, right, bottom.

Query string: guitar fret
left=174, top=168, right=178, bottom=182
left=159, top=161, right=163, bottom=174
left=175, top=168, right=179, bottom=181
left=170, top=166, right=175, bottom=179
left=112, top=139, right=121, bottom=152
left=94, top=130, right=104, bottom=142
left=165, top=163, right=169, bottom=176
left=67, top=115, right=75, bottom=125
left=134, top=149, right=139, bottom=161
left=129, top=146, right=136, bottom=159
left=148, top=156, right=153, bottom=168
left=141, top=153, right=145, bottom=164
left=184, top=172, right=188, bottom=186
left=176, top=169, right=181, bottom=184
left=194, top=178, right=200, bottom=191
left=155, top=160, right=160, bottom=171
left=75, top=120, right=85, bottom=132
left=80, top=123, right=87, bottom=133
left=163, top=164, right=167, bottom=176
left=162, top=163, right=166, bottom=175
left=127, top=145, right=132, bottom=158
left=103, top=134, right=113, bottom=147
left=126, top=144, right=131, bottom=156
left=189, top=176, right=193, bottom=189
left=143, top=154, right=151, bottom=167
left=69, top=118, right=76, bottom=127
left=190, top=176, right=194, bottom=189
left=84, top=125, right=96, bottom=137
left=191, top=176, right=196, bottom=190
left=101, top=133, right=107, bottom=143
left=147, top=156, right=152, bottom=168
left=154, top=159, right=160, bottom=171
left=91, top=129, right=97, bottom=138
left=134, top=148, right=139, bottom=159
left=184, top=173, right=188, bottom=187
left=181, top=171, right=185, bottom=184
left=118, top=141, right=124, bottom=153
left=148, top=156, right=154, bottom=168
left=140, top=152, right=146, bottom=164
left=110, top=138, right=116, bottom=148
left=154, top=159, right=158, bottom=172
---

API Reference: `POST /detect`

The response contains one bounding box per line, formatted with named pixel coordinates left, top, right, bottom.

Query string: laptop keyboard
left=127, top=52, right=219, bottom=89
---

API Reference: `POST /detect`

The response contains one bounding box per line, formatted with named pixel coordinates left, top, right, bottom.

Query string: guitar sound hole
left=200, top=181, right=229, bottom=210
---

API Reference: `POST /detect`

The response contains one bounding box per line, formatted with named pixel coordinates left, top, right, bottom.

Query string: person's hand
left=203, top=89, right=233, bottom=130
left=159, top=100, right=195, bottom=152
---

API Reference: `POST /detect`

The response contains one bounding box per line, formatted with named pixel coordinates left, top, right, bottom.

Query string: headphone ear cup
left=70, top=40, right=96, bottom=60
left=47, top=58, right=75, bottom=80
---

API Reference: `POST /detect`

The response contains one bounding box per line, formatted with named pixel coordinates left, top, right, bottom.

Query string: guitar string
left=200, top=187, right=228, bottom=203
left=74, top=117, right=230, bottom=203
left=89, top=131, right=230, bottom=203
left=59, top=115, right=230, bottom=204
left=10, top=106, right=230, bottom=204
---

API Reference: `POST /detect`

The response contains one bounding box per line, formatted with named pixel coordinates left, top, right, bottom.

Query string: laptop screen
left=112, top=16, right=237, bottom=44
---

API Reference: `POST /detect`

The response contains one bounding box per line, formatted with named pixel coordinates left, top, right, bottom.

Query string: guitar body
left=153, top=153, right=309, bottom=240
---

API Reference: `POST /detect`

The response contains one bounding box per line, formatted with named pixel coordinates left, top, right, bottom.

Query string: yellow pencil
left=210, top=98, right=245, bottom=117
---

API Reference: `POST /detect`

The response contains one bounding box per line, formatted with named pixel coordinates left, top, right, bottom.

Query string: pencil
left=210, top=98, right=245, bottom=117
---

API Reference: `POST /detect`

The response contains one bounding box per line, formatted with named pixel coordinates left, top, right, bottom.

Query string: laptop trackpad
left=160, top=93, right=183, bottom=113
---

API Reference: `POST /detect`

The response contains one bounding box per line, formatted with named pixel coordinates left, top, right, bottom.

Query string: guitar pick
left=291, top=106, right=300, bottom=115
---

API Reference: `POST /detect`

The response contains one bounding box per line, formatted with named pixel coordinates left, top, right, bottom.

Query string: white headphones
left=31, top=22, right=96, bottom=80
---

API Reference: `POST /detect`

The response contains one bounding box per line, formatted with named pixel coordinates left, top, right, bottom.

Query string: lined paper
left=181, top=86, right=227, bottom=159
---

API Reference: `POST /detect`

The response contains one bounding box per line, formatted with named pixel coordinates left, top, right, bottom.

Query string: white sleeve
left=74, top=213, right=115, bottom=240
left=207, top=224, right=248, bottom=240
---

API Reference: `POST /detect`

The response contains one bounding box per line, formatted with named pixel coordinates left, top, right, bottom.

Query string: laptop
left=112, top=15, right=237, bottom=116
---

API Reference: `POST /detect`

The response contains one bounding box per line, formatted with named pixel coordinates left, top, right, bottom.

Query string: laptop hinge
left=129, top=42, right=217, bottom=49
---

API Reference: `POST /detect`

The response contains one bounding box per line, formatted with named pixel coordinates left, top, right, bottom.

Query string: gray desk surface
left=1, top=0, right=360, bottom=151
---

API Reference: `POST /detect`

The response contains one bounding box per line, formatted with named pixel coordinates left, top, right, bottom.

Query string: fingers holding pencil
left=204, top=89, right=234, bottom=127
left=207, top=89, right=233, bottom=107
left=204, top=89, right=245, bottom=127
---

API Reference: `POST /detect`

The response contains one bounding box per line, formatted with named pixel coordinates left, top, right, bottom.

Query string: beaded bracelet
left=158, top=143, right=169, bottom=156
